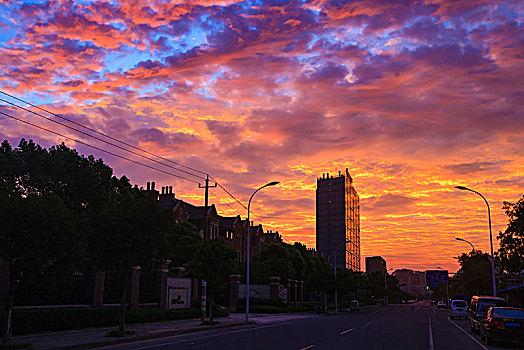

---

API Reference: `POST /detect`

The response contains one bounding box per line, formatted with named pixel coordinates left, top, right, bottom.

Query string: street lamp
left=455, top=237, right=476, bottom=252
left=455, top=186, right=497, bottom=296
left=334, top=239, right=350, bottom=314
left=246, top=181, right=279, bottom=323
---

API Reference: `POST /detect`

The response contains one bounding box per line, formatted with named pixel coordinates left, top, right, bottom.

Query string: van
left=450, top=299, right=468, bottom=319
left=468, top=296, right=507, bottom=333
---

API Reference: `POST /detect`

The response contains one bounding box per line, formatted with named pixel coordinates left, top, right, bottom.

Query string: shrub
left=0, top=306, right=228, bottom=336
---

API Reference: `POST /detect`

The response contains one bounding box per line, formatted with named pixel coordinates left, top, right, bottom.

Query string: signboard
left=426, top=270, right=449, bottom=288
left=278, top=284, right=287, bottom=303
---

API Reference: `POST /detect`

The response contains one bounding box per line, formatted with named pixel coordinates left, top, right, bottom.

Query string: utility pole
left=199, top=174, right=217, bottom=239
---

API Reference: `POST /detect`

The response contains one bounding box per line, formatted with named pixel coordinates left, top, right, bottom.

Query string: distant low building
left=394, top=269, right=427, bottom=296
left=366, top=256, right=386, bottom=275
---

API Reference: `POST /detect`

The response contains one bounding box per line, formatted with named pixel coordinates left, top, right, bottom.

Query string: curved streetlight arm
left=455, top=186, right=492, bottom=256
left=246, top=181, right=279, bottom=323
left=455, top=185, right=496, bottom=296
left=455, top=237, right=476, bottom=251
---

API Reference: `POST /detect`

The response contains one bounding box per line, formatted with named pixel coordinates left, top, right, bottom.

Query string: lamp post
left=334, top=239, right=350, bottom=314
left=455, top=186, right=497, bottom=296
left=246, top=181, right=279, bottom=323
left=455, top=237, right=476, bottom=252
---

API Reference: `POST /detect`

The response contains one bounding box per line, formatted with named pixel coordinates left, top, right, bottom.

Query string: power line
left=1, top=91, right=274, bottom=226
left=0, top=110, right=200, bottom=184
left=209, top=189, right=265, bottom=224
left=211, top=178, right=249, bottom=211
left=0, top=99, right=206, bottom=181
left=0, top=90, right=207, bottom=177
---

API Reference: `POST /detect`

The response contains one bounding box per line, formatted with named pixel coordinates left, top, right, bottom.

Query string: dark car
left=468, top=296, right=507, bottom=334
left=480, top=307, right=524, bottom=346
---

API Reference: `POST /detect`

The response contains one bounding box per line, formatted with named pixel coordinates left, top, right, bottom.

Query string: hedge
left=0, top=306, right=228, bottom=336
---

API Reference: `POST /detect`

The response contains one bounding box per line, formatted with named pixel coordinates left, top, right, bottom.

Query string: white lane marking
left=300, top=345, right=315, bottom=350
left=429, top=317, right=434, bottom=350
left=433, top=308, right=436, bottom=314
left=365, top=322, right=373, bottom=326
left=340, top=328, right=354, bottom=335
left=447, top=317, right=489, bottom=350
left=129, top=322, right=293, bottom=350
left=372, top=310, right=379, bottom=314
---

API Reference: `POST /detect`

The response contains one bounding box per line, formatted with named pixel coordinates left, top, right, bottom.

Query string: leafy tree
left=0, top=139, right=112, bottom=344
left=497, top=196, right=524, bottom=274
left=455, top=250, right=493, bottom=295
left=89, top=176, right=174, bottom=334
left=187, top=239, right=237, bottom=323
left=306, top=255, right=335, bottom=293
left=169, top=222, right=202, bottom=267
left=251, top=243, right=296, bottom=283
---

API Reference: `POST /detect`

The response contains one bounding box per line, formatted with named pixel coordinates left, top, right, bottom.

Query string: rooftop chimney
left=147, top=182, right=151, bottom=191
left=151, top=182, right=156, bottom=191
left=169, top=186, right=173, bottom=194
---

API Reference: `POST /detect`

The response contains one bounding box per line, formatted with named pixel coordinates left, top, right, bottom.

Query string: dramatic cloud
left=1, top=0, right=523, bottom=272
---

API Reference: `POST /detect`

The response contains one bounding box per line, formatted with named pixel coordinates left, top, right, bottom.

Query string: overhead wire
left=0, top=110, right=200, bottom=184
left=0, top=90, right=207, bottom=177
left=1, top=91, right=278, bottom=227
left=0, top=99, right=206, bottom=181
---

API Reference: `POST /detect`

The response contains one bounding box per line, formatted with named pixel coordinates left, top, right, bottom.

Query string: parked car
left=468, top=296, right=507, bottom=334
left=450, top=300, right=468, bottom=319
left=480, top=307, right=524, bottom=346
left=437, top=301, right=447, bottom=308
left=349, top=300, right=360, bottom=312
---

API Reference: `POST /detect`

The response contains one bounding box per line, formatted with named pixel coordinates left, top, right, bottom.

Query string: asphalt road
left=101, top=302, right=523, bottom=350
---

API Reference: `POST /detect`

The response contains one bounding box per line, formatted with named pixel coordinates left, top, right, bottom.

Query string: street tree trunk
left=209, top=293, right=214, bottom=323
left=118, top=267, right=130, bottom=334
left=1, top=263, right=16, bottom=345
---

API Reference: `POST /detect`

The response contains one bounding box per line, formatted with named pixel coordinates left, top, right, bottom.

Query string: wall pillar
left=287, top=280, right=291, bottom=306
left=299, top=280, right=304, bottom=307
left=129, top=266, right=141, bottom=309
left=269, top=276, right=281, bottom=300
left=192, top=278, right=199, bottom=307
left=155, top=261, right=170, bottom=309
left=229, top=274, right=241, bottom=313
left=0, top=257, right=9, bottom=312
left=293, top=280, right=298, bottom=307
left=92, top=270, right=105, bottom=307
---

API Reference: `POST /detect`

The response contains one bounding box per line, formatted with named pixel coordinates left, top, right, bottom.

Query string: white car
left=450, top=299, right=468, bottom=319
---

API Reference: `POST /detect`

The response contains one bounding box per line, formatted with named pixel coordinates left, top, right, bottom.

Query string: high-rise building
left=316, top=168, right=360, bottom=271
left=366, top=256, right=386, bottom=275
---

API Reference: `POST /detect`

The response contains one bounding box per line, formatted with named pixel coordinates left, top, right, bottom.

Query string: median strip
left=340, top=328, right=354, bottom=335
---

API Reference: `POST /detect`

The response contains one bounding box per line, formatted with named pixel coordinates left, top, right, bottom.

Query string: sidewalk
left=11, top=313, right=317, bottom=349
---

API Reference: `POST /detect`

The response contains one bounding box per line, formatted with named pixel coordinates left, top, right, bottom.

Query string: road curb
left=42, top=321, right=257, bottom=350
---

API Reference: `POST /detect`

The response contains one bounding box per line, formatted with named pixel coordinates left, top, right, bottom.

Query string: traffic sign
left=426, top=270, right=448, bottom=288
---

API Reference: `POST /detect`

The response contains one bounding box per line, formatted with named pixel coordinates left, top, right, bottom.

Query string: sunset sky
left=1, top=0, right=523, bottom=273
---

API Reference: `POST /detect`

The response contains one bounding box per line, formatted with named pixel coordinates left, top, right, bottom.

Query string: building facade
left=316, top=168, right=361, bottom=271
left=394, top=269, right=427, bottom=296
left=366, top=256, right=386, bottom=275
